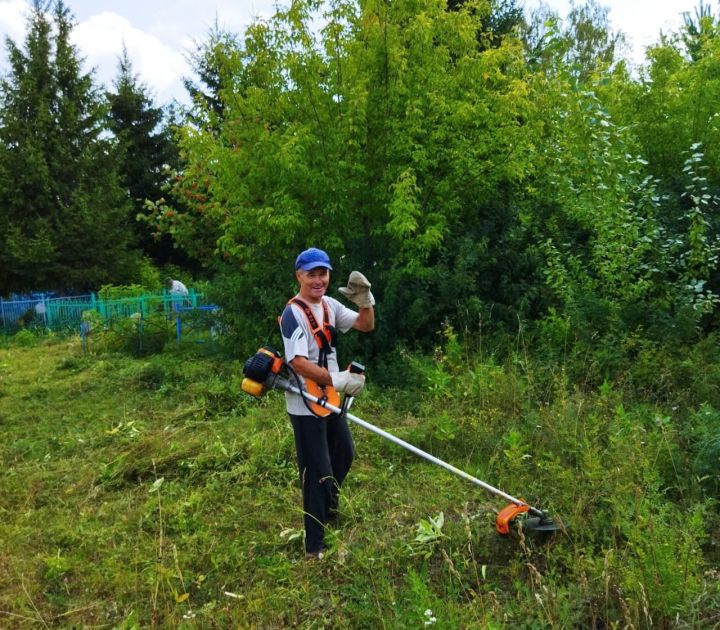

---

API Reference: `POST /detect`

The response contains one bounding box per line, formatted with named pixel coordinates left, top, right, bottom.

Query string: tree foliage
left=106, top=46, right=181, bottom=264
left=0, top=1, right=139, bottom=293
left=1, top=0, right=720, bottom=377
left=147, top=0, right=542, bottom=350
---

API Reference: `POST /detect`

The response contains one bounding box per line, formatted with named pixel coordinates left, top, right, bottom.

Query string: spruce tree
left=106, top=45, right=179, bottom=262
left=182, top=23, right=240, bottom=129
left=0, top=0, right=138, bottom=294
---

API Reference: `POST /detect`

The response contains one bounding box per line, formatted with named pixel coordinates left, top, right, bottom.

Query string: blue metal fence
left=0, top=290, right=213, bottom=335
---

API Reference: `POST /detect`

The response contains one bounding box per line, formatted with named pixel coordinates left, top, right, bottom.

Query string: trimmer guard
left=496, top=501, right=530, bottom=535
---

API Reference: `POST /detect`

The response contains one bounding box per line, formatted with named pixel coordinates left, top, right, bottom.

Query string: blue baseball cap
left=295, top=248, right=333, bottom=271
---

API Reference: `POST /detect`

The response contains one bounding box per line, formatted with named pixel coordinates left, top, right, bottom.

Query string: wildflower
left=424, top=609, right=437, bottom=626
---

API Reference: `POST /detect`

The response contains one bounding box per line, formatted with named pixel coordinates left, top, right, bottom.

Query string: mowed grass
left=1, top=336, right=719, bottom=628
left=0, top=339, right=499, bottom=628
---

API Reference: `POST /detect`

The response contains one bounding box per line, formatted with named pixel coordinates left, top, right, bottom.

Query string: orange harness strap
left=289, top=298, right=333, bottom=366
left=287, top=297, right=340, bottom=417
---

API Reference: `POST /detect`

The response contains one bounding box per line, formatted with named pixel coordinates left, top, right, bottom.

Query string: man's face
left=296, top=267, right=330, bottom=303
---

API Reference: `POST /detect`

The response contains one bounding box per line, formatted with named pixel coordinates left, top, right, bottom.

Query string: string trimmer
left=241, top=346, right=560, bottom=536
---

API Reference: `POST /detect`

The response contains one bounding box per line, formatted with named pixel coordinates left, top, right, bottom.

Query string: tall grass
left=0, top=331, right=718, bottom=627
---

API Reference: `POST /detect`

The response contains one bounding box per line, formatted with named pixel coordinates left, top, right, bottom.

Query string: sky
left=0, top=0, right=704, bottom=107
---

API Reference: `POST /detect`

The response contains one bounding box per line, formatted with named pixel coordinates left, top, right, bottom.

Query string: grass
left=1, top=334, right=719, bottom=627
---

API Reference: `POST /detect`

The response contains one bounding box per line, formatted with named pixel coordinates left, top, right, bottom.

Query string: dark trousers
left=289, top=412, right=355, bottom=553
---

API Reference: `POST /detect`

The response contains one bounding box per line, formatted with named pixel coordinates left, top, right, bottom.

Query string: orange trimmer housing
left=241, top=346, right=285, bottom=397
left=496, top=500, right=530, bottom=535
left=258, top=347, right=284, bottom=375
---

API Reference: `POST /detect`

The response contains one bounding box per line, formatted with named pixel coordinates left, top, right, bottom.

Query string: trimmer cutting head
left=496, top=502, right=561, bottom=535
left=521, top=511, right=561, bottom=534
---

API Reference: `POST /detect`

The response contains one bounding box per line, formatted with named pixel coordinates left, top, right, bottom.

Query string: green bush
left=686, top=404, right=720, bottom=495
left=12, top=328, right=37, bottom=346
left=97, top=283, right=149, bottom=300
left=87, top=312, right=173, bottom=356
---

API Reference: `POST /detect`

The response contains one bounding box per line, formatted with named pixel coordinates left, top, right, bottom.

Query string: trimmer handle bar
left=270, top=374, right=543, bottom=517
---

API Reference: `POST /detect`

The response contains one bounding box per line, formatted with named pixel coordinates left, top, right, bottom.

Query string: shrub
left=88, top=312, right=173, bottom=356
left=12, top=328, right=37, bottom=346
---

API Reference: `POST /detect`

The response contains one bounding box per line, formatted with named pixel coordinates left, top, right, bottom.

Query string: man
left=166, top=277, right=189, bottom=313
left=166, top=277, right=189, bottom=297
left=280, top=247, right=375, bottom=560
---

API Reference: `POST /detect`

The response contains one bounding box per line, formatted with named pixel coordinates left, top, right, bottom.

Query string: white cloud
left=0, top=0, right=27, bottom=41
left=0, top=1, right=195, bottom=105
left=523, top=0, right=690, bottom=66
left=0, top=0, right=29, bottom=70
left=72, top=12, right=190, bottom=104
left=609, top=1, right=687, bottom=55
left=0, top=0, right=290, bottom=105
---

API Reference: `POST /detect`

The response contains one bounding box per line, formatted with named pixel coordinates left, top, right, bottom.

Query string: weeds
left=0, top=334, right=719, bottom=626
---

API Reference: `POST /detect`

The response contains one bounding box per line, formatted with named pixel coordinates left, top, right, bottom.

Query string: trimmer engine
left=241, top=346, right=284, bottom=397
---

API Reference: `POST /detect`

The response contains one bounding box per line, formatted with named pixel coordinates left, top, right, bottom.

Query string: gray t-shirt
left=280, top=295, right=358, bottom=416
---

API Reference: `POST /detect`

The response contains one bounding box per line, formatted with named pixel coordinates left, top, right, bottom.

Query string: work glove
left=331, top=370, right=366, bottom=397
left=338, top=271, right=375, bottom=309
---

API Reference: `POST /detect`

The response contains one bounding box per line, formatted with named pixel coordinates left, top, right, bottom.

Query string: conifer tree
left=106, top=45, right=179, bottom=262
left=0, top=0, right=138, bottom=294
left=182, top=23, right=241, bottom=130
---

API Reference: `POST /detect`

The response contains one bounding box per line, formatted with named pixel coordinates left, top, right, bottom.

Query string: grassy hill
left=1, top=334, right=719, bottom=627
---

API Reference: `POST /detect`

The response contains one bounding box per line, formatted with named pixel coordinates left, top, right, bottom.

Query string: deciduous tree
left=147, top=0, right=540, bottom=349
